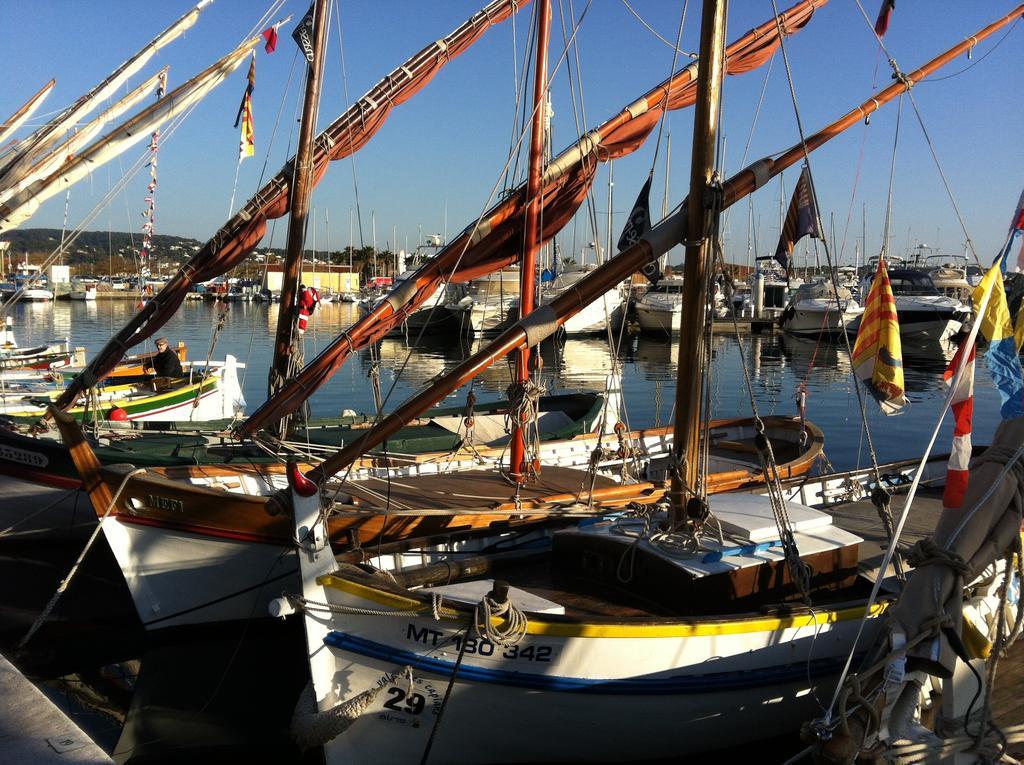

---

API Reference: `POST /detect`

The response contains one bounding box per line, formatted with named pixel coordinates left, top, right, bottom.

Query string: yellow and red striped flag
left=851, top=257, right=906, bottom=415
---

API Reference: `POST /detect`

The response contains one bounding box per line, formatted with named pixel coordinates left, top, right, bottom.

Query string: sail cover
left=0, top=69, right=169, bottom=207
left=0, top=37, right=262, bottom=233
left=0, top=1, right=208, bottom=189
left=240, top=0, right=825, bottom=435
left=53, top=0, right=530, bottom=413
left=0, top=80, right=56, bottom=160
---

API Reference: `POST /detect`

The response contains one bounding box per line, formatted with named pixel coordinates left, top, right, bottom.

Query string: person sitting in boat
left=297, top=284, right=320, bottom=334
left=147, top=337, right=183, bottom=379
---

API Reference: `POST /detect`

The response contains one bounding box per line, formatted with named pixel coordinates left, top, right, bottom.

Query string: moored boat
left=851, top=267, right=970, bottom=341
left=779, top=279, right=863, bottom=338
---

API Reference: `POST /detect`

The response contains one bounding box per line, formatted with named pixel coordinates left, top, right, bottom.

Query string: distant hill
left=0, top=229, right=205, bottom=265
left=0, top=229, right=299, bottom=275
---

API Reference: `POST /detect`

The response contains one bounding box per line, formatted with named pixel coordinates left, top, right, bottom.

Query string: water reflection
left=2, top=299, right=1005, bottom=469
left=778, top=333, right=852, bottom=384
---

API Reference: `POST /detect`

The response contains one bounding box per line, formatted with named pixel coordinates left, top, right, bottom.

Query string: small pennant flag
left=942, top=341, right=975, bottom=509
left=874, top=0, right=895, bottom=37
left=851, top=257, right=906, bottom=415
left=617, top=175, right=661, bottom=285
left=774, top=166, right=821, bottom=271
left=262, top=27, right=278, bottom=54
left=234, top=54, right=256, bottom=128
left=239, top=93, right=255, bottom=160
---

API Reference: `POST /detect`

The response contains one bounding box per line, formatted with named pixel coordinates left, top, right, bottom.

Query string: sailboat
left=0, top=2, right=823, bottom=465
left=278, top=4, right=1024, bottom=762
left=33, top=1, right=831, bottom=637
left=0, top=5, right=271, bottom=424
left=779, top=278, right=864, bottom=338
left=850, top=266, right=970, bottom=342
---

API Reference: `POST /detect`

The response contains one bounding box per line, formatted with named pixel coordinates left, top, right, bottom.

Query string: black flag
left=292, top=4, right=316, bottom=64
left=618, top=175, right=660, bottom=285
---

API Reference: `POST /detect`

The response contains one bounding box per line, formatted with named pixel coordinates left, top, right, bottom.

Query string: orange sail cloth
left=54, top=0, right=530, bottom=413
left=240, top=0, right=826, bottom=435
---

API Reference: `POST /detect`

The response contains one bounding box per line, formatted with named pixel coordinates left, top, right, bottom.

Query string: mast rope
left=320, top=5, right=593, bottom=506
left=769, top=0, right=889, bottom=486
left=558, top=0, right=641, bottom=485
left=813, top=278, right=1013, bottom=733
left=914, top=20, right=1020, bottom=84
left=17, top=467, right=147, bottom=651
left=720, top=52, right=775, bottom=239
left=769, top=0, right=910, bottom=589
left=646, top=0, right=690, bottom=176
left=188, top=300, right=230, bottom=420
left=618, top=0, right=697, bottom=59
left=852, top=0, right=985, bottom=268
left=713, top=239, right=812, bottom=602
left=473, top=591, right=528, bottom=647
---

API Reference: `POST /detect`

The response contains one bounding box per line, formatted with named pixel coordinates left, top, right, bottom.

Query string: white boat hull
left=46, top=414, right=817, bottom=633
left=101, top=518, right=296, bottom=630
left=308, top=575, right=881, bottom=764
left=0, top=356, right=245, bottom=422
left=634, top=302, right=681, bottom=333
left=781, top=300, right=863, bottom=338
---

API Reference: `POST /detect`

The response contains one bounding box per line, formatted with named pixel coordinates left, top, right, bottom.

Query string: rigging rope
left=769, top=0, right=905, bottom=583
left=321, top=4, right=594, bottom=506
left=819, top=277, right=1012, bottom=728
left=852, top=0, right=1004, bottom=269
left=618, top=0, right=697, bottom=59
left=18, top=467, right=146, bottom=650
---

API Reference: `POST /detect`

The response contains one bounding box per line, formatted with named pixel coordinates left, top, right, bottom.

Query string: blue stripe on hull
left=324, top=631, right=858, bottom=695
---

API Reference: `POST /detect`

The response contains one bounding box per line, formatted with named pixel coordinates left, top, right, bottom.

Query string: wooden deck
left=341, top=465, right=618, bottom=510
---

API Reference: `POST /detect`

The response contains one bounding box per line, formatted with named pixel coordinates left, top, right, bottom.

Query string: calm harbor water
left=9, top=297, right=1005, bottom=468
left=2, top=297, right=1010, bottom=762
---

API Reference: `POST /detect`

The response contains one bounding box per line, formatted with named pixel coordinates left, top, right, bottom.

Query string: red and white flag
left=942, top=341, right=975, bottom=509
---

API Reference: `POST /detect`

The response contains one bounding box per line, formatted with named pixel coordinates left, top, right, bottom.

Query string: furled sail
left=0, top=36, right=263, bottom=233
left=52, top=0, right=530, bottom=413
left=0, top=68, right=169, bottom=206
left=0, top=1, right=208, bottom=188
left=239, top=0, right=825, bottom=436
left=0, top=80, right=56, bottom=160
left=304, top=2, right=1024, bottom=484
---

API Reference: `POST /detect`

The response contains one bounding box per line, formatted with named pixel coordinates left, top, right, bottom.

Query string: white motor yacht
left=923, top=254, right=972, bottom=302
left=779, top=279, right=863, bottom=339
left=445, top=267, right=521, bottom=335
left=633, top=276, right=686, bottom=333
left=851, top=267, right=970, bottom=341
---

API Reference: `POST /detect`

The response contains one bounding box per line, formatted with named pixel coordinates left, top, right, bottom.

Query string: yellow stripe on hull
left=317, top=573, right=890, bottom=638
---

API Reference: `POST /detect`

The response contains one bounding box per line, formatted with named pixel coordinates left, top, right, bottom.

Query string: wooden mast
left=268, top=0, right=329, bottom=406
left=509, top=0, right=551, bottom=482
left=668, top=0, right=727, bottom=529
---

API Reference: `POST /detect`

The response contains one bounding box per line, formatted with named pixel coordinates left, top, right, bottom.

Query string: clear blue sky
left=2, top=0, right=1022, bottom=268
